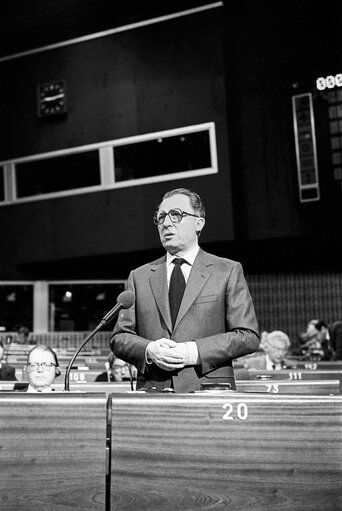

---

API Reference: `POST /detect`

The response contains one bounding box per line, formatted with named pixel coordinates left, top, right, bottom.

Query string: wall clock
left=37, top=79, right=67, bottom=117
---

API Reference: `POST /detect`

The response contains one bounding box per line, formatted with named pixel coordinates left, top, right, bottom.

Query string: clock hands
left=41, top=93, right=65, bottom=102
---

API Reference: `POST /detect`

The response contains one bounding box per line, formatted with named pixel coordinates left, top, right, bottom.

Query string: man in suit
left=301, top=319, right=342, bottom=361
left=0, top=341, right=17, bottom=380
left=111, top=188, right=260, bottom=393
left=330, top=321, right=342, bottom=360
left=95, top=353, right=129, bottom=382
left=244, top=330, right=295, bottom=370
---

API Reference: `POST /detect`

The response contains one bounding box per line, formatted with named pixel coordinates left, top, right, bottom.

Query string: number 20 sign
left=222, top=402, right=248, bottom=421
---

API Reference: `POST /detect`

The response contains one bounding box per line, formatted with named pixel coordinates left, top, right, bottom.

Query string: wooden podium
left=109, top=392, right=342, bottom=511
left=0, top=393, right=108, bottom=510
left=1, top=391, right=341, bottom=510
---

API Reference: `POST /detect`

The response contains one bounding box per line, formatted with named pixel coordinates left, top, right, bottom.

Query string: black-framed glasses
left=27, top=362, right=56, bottom=370
left=153, top=208, right=199, bottom=225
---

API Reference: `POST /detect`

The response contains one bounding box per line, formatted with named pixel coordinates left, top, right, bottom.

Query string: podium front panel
left=110, top=392, right=342, bottom=511
left=0, top=393, right=108, bottom=511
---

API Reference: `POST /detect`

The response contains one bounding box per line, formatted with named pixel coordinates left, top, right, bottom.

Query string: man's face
left=307, top=322, right=326, bottom=342
left=27, top=349, right=56, bottom=391
left=112, top=364, right=124, bottom=382
left=157, top=194, right=204, bottom=255
left=266, top=339, right=287, bottom=364
left=306, top=323, right=319, bottom=339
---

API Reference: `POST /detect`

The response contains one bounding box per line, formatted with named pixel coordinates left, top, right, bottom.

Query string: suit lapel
left=174, top=250, right=211, bottom=330
left=149, top=258, right=173, bottom=333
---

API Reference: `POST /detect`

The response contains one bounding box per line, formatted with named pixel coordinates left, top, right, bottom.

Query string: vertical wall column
left=33, top=281, right=49, bottom=332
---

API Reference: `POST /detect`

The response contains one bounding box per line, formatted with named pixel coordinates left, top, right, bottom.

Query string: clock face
left=37, top=80, right=67, bottom=117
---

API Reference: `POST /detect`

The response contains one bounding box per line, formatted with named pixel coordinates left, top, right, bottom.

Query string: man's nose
left=163, top=214, right=173, bottom=227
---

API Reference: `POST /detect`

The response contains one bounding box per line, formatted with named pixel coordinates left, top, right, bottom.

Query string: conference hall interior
left=0, top=1, right=341, bottom=510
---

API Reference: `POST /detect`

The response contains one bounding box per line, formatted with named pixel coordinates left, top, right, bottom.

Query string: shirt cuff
left=145, top=343, right=153, bottom=364
left=186, top=341, right=199, bottom=365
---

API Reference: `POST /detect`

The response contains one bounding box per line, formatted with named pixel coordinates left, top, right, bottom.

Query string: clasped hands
left=146, top=338, right=189, bottom=371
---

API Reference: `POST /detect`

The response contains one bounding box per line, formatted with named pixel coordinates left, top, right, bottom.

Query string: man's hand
left=146, top=338, right=186, bottom=371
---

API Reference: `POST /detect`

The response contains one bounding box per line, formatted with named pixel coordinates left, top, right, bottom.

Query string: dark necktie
left=169, top=258, right=186, bottom=327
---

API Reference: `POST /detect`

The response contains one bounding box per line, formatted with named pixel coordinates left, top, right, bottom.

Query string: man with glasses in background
left=25, top=345, right=60, bottom=392
left=111, top=188, right=259, bottom=393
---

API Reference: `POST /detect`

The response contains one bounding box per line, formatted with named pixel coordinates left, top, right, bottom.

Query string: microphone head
left=117, top=290, right=135, bottom=309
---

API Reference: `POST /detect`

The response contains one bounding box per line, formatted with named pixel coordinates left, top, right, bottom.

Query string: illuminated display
left=316, top=74, right=342, bottom=91
left=292, top=93, right=320, bottom=202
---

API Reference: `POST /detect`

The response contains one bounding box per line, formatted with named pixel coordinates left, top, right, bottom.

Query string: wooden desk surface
left=243, top=370, right=342, bottom=395
left=3, top=378, right=340, bottom=396
left=110, top=393, right=342, bottom=511
left=293, top=361, right=342, bottom=370
left=246, top=368, right=342, bottom=383
left=236, top=379, right=341, bottom=394
left=0, top=393, right=108, bottom=511
left=50, top=380, right=340, bottom=395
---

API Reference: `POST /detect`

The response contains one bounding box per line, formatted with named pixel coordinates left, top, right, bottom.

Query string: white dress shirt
left=146, top=244, right=200, bottom=366
left=166, top=244, right=200, bottom=286
left=266, top=354, right=282, bottom=370
left=27, top=384, right=54, bottom=393
left=166, top=244, right=200, bottom=365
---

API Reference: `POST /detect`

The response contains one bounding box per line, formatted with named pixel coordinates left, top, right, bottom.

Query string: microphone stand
left=127, top=364, right=134, bottom=391
left=64, top=290, right=134, bottom=391
left=64, top=320, right=107, bottom=391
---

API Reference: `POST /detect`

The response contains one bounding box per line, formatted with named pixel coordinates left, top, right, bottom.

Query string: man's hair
left=27, top=345, right=59, bottom=368
left=266, top=330, right=290, bottom=349
left=309, top=319, right=328, bottom=331
left=160, top=188, right=206, bottom=219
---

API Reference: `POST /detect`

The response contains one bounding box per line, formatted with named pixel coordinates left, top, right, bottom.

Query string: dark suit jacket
left=330, top=321, right=342, bottom=361
left=95, top=371, right=115, bottom=382
left=0, top=363, right=17, bottom=381
left=111, top=249, right=259, bottom=392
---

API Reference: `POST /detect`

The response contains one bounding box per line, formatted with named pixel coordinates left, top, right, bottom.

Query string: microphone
left=100, top=290, right=135, bottom=326
left=64, top=290, right=134, bottom=391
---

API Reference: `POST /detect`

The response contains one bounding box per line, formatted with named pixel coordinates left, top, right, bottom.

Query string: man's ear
left=55, top=367, right=61, bottom=376
left=196, top=217, right=205, bottom=234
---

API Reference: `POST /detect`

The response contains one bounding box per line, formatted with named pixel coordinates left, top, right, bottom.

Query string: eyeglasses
left=27, top=362, right=56, bottom=370
left=268, top=345, right=287, bottom=352
left=153, top=208, right=199, bottom=225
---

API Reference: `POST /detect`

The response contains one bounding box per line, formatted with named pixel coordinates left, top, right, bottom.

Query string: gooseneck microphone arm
left=64, top=290, right=135, bottom=391
left=64, top=322, right=105, bottom=391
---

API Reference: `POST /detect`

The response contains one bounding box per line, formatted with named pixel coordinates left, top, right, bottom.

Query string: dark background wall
left=0, top=0, right=342, bottom=280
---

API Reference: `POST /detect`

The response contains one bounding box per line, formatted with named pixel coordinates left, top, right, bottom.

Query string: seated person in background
left=0, top=341, right=17, bottom=380
left=244, top=330, right=295, bottom=370
left=300, top=319, right=331, bottom=360
left=25, top=345, right=60, bottom=392
left=17, top=326, right=31, bottom=344
left=330, top=321, right=342, bottom=361
left=95, top=353, right=128, bottom=382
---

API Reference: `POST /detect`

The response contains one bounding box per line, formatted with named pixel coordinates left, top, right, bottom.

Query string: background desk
left=244, top=369, right=342, bottom=392
left=110, top=393, right=342, bottom=511
left=0, top=393, right=108, bottom=511
left=1, top=379, right=340, bottom=395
